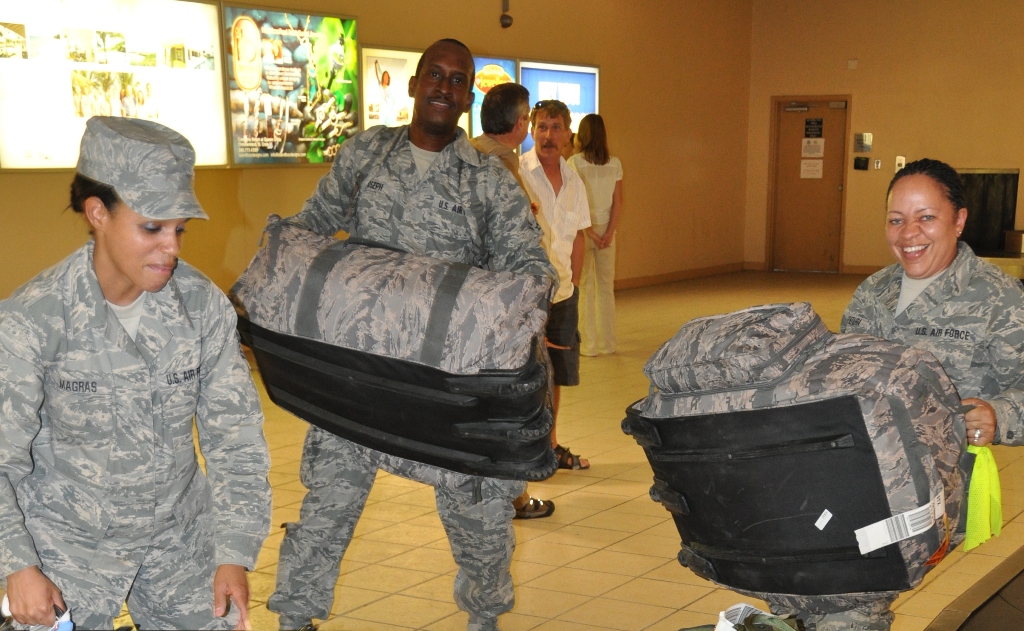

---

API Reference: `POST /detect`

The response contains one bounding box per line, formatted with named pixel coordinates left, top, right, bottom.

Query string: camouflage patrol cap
left=76, top=116, right=208, bottom=220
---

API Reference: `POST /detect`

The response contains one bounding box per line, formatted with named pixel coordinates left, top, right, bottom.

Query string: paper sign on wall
left=801, top=138, right=824, bottom=158
left=800, top=159, right=823, bottom=179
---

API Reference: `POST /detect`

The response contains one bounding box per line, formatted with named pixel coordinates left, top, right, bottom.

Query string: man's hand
left=545, top=336, right=570, bottom=351
left=213, top=564, right=251, bottom=631
left=570, top=230, right=585, bottom=286
left=6, top=565, right=65, bottom=627
left=963, top=398, right=998, bottom=446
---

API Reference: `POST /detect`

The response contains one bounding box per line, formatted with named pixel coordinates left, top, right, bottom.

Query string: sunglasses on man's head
left=533, top=100, right=568, bottom=111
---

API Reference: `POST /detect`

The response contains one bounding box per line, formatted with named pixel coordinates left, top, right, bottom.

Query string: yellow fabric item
left=964, top=444, right=1002, bottom=551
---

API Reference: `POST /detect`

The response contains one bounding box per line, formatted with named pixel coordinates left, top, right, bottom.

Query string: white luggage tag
left=854, top=492, right=945, bottom=554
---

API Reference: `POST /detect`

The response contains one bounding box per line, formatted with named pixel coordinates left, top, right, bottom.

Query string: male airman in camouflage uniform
left=267, top=39, right=555, bottom=631
left=842, top=240, right=1024, bottom=446
left=0, top=117, right=271, bottom=629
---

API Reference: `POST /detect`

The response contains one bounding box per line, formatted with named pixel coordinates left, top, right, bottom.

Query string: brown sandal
left=514, top=497, right=556, bottom=519
left=554, top=445, right=590, bottom=470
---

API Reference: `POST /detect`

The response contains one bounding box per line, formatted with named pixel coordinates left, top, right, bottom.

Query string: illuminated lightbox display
left=0, top=0, right=228, bottom=169
left=361, top=47, right=419, bottom=130
left=361, top=46, right=469, bottom=135
left=224, top=6, right=357, bottom=165
left=471, top=56, right=515, bottom=137
left=519, top=61, right=598, bottom=153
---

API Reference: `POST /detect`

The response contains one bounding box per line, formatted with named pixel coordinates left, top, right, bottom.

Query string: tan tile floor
left=240, top=271, right=1024, bottom=630
left=5, top=271, right=1024, bottom=630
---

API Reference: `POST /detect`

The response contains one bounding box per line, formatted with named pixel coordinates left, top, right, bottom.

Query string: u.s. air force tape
left=855, top=493, right=945, bottom=555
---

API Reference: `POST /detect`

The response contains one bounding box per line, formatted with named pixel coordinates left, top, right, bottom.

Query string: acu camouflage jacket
left=0, top=243, right=271, bottom=582
left=842, top=242, right=1024, bottom=445
left=288, top=124, right=556, bottom=282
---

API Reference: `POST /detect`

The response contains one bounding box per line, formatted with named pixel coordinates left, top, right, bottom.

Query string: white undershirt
left=409, top=144, right=440, bottom=180
left=896, top=270, right=943, bottom=315
left=107, top=293, right=146, bottom=340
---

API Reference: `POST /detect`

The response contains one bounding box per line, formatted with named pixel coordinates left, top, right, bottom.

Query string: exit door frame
left=765, top=94, right=853, bottom=272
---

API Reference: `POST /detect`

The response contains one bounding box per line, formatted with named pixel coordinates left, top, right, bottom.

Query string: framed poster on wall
left=519, top=61, right=598, bottom=153
left=224, top=6, right=357, bottom=165
left=471, top=56, right=515, bottom=137
left=361, top=46, right=418, bottom=129
left=0, top=0, right=228, bottom=169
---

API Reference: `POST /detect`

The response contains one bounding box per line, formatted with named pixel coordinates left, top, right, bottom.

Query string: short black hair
left=414, top=38, right=475, bottom=83
left=887, top=158, right=966, bottom=210
left=480, top=83, right=529, bottom=135
left=69, top=173, right=120, bottom=214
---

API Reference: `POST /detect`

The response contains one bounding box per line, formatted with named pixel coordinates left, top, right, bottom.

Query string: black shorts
left=546, top=287, right=580, bottom=386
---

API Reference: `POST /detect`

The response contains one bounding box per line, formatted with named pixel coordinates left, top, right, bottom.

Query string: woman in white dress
left=568, top=114, right=623, bottom=356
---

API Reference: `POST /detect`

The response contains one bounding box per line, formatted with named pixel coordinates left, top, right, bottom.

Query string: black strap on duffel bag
left=239, top=316, right=557, bottom=480
left=624, top=396, right=910, bottom=595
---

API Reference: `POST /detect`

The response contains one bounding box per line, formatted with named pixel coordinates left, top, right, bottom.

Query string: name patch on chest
left=166, top=367, right=201, bottom=386
left=59, top=379, right=98, bottom=393
left=366, top=180, right=385, bottom=192
left=913, top=326, right=973, bottom=341
left=434, top=198, right=465, bottom=216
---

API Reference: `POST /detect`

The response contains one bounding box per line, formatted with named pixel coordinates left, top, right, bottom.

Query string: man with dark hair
left=414, top=37, right=473, bottom=78
left=520, top=100, right=591, bottom=471
left=470, top=83, right=556, bottom=519
left=479, top=83, right=528, bottom=134
left=267, top=39, right=554, bottom=631
left=470, top=83, right=535, bottom=205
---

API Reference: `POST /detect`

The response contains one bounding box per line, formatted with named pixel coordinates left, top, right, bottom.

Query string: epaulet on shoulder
left=865, top=264, right=899, bottom=286
left=360, top=125, right=391, bottom=141
left=480, top=152, right=508, bottom=174
left=4, top=253, right=75, bottom=310
left=453, top=133, right=487, bottom=168
left=972, top=256, right=1024, bottom=295
left=172, top=261, right=226, bottom=300
left=170, top=261, right=229, bottom=313
left=359, top=125, right=404, bottom=151
left=173, top=259, right=209, bottom=283
left=333, top=125, right=390, bottom=156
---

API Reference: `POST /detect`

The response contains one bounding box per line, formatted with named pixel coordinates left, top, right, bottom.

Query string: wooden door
left=770, top=99, right=847, bottom=271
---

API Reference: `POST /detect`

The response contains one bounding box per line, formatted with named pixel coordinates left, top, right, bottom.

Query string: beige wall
left=745, top=0, right=1024, bottom=272
left=0, top=0, right=753, bottom=298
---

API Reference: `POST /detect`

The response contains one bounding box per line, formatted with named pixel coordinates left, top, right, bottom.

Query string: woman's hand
left=6, top=565, right=65, bottom=627
left=962, top=397, right=998, bottom=446
left=599, top=229, right=615, bottom=249
left=213, top=564, right=251, bottom=630
left=586, top=229, right=602, bottom=246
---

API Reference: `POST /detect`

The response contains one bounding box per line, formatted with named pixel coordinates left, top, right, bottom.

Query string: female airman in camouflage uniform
left=766, top=159, right=1024, bottom=630
left=0, top=117, right=271, bottom=630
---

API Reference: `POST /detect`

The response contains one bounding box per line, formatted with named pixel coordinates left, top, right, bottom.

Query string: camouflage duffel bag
left=622, top=302, right=970, bottom=597
left=231, top=217, right=556, bottom=480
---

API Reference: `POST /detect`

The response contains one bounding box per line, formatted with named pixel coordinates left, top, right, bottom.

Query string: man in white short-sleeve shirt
left=520, top=99, right=592, bottom=470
